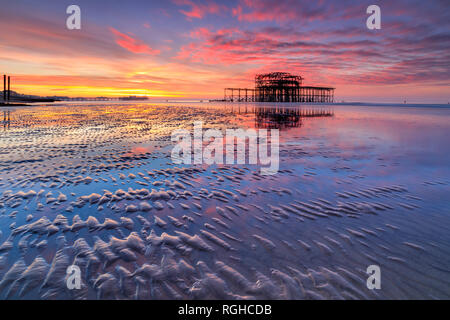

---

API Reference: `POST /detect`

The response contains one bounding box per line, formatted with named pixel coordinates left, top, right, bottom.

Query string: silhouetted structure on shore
left=1, top=75, right=45, bottom=105
left=224, top=72, right=334, bottom=103
left=2, top=75, right=10, bottom=102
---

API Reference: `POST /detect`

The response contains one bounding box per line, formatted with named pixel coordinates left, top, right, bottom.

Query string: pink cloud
left=174, top=25, right=450, bottom=88
left=232, top=0, right=337, bottom=23
left=232, top=2, right=295, bottom=22
left=110, top=27, right=160, bottom=55
left=173, top=0, right=227, bottom=20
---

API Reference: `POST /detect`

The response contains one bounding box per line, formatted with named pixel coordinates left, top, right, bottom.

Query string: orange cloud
left=173, top=0, right=227, bottom=20
left=110, top=27, right=160, bottom=55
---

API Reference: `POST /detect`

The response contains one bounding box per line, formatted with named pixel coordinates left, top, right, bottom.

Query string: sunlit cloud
left=173, top=0, right=228, bottom=20
left=110, top=28, right=160, bottom=55
left=0, top=0, right=448, bottom=102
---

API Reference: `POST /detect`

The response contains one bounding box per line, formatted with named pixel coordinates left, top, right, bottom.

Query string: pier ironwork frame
left=224, top=72, right=334, bottom=103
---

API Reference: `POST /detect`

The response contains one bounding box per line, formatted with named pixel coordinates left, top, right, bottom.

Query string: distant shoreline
left=0, top=102, right=30, bottom=107
left=1, top=100, right=449, bottom=109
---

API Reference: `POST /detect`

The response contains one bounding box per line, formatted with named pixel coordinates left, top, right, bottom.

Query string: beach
left=0, top=102, right=449, bottom=299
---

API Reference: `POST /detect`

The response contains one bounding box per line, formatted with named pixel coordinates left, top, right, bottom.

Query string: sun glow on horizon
left=13, top=84, right=189, bottom=98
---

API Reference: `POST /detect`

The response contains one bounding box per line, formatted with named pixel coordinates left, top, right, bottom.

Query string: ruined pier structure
left=224, top=72, right=334, bottom=103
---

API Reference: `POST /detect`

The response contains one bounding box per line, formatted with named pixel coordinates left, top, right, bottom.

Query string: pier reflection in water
left=228, top=105, right=334, bottom=130
left=2, top=110, right=11, bottom=130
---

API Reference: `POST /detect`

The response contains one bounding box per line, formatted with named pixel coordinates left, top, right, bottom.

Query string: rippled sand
left=0, top=102, right=449, bottom=299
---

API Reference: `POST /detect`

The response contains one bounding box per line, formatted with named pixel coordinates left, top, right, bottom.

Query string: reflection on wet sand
left=0, top=102, right=449, bottom=300
left=253, top=107, right=333, bottom=129
left=2, top=110, right=10, bottom=131
left=226, top=105, right=333, bottom=129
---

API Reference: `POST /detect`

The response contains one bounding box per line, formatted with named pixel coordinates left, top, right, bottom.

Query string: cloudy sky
left=0, top=0, right=449, bottom=102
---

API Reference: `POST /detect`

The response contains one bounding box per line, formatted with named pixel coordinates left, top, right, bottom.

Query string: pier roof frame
left=255, top=72, right=303, bottom=88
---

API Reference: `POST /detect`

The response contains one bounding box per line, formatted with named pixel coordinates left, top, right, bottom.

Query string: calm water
left=0, top=102, right=449, bottom=299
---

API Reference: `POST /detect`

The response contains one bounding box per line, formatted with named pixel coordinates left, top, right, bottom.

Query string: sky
left=0, top=0, right=449, bottom=102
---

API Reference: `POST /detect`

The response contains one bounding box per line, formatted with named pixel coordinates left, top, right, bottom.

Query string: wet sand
left=0, top=102, right=449, bottom=299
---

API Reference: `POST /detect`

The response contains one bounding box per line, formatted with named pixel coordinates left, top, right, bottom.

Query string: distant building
left=118, top=96, right=149, bottom=101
